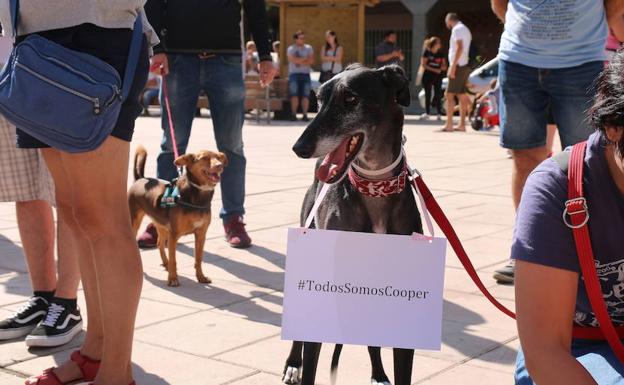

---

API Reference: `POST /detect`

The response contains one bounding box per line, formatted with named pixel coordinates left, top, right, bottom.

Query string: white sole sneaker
left=25, top=321, right=83, bottom=347
left=0, top=325, right=36, bottom=340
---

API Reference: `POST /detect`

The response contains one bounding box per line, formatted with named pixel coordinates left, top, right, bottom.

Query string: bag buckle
left=563, top=197, right=589, bottom=229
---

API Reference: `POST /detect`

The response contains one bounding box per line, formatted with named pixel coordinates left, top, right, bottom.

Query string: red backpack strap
left=566, top=141, right=624, bottom=360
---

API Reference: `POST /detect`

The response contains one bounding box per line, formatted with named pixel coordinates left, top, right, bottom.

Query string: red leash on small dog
left=161, top=76, right=182, bottom=175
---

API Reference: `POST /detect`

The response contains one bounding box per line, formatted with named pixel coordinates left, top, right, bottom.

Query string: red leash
left=161, top=75, right=182, bottom=174
left=410, top=150, right=624, bottom=342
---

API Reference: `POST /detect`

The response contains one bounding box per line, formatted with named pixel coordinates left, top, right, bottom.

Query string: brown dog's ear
left=174, top=153, right=195, bottom=167
left=379, top=65, right=411, bottom=107
left=217, top=152, right=228, bottom=167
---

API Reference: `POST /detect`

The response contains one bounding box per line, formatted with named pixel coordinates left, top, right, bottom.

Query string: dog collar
left=188, top=178, right=215, bottom=192
left=348, top=162, right=408, bottom=197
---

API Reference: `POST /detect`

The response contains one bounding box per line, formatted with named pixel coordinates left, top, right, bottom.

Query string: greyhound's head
left=292, top=64, right=410, bottom=184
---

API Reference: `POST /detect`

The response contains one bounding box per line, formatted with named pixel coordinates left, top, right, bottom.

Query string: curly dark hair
left=589, top=50, right=624, bottom=156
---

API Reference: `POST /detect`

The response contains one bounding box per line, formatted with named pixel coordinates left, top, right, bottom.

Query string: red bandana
left=347, top=164, right=409, bottom=197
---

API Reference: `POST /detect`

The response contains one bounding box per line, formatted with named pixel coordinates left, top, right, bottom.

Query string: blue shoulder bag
left=0, top=0, right=143, bottom=152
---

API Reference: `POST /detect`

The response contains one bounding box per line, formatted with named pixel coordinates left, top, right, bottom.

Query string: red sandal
left=26, top=350, right=100, bottom=385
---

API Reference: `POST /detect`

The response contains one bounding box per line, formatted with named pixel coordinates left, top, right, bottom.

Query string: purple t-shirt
left=512, top=132, right=624, bottom=327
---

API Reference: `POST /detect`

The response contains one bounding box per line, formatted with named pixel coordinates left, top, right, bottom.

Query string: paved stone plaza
left=0, top=115, right=519, bottom=384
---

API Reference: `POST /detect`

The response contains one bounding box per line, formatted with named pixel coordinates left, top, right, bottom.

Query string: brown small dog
left=128, top=146, right=227, bottom=287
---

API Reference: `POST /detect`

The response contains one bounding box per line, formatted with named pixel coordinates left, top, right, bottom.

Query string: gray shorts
left=0, top=115, right=54, bottom=203
left=447, top=65, right=471, bottom=94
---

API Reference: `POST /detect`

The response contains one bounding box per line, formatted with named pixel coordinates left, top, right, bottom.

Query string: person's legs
left=28, top=151, right=104, bottom=384
left=457, top=93, right=471, bottom=131
left=301, top=73, right=311, bottom=119
left=495, top=59, right=550, bottom=283
left=544, top=61, right=603, bottom=149
left=422, top=75, right=433, bottom=116
left=444, top=92, right=457, bottom=130
left=15, top=200, right=56, bottom=292
left=156, top=54, right=202, bottom=182
left=433, top=76, right=443, bottom=117
left=203, top=56, right=252, bottom=248
left=46, top=137, right=142, bottom=385
left=289, top=74, right=300, bottom=119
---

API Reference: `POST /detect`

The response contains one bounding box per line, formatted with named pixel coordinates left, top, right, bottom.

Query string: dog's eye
left=344, top=94, right=357, bottom=104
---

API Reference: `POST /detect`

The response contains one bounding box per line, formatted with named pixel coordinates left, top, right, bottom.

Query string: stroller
left=470, top=95, right=499, bottom=131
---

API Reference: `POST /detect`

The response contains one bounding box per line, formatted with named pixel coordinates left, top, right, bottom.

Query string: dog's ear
left=217, top=152, right=228, bottom=167
left=379, top=65, right=411, bottom=107
left=174, top=154, right=195, bottom=167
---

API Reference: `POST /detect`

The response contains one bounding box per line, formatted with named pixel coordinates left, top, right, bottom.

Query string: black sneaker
left=301, top=114, right=310, bottom=122
left=289, top=114, right=297, bottom=121
left=493, top=260, right=515, bottom=284
left=25, top=302, right=83, bottom=347
left=0, top=296, right=49, bottom=340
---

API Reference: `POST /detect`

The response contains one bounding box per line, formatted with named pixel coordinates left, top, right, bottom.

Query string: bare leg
left=301, top=97, right=310, bottom=115
left=194, top=225, right=210, bottom=284
left=290, top=96, right=300, bottom=118
left=42, top=137, right=142, bottom=385
left=457, top=94, right=471, bottom=131
left=547, top=124, right=557, bottom=154
left=511, top=147, right=550, bottom=210
left=444, top=92, right=457, bottom=131
left=54, top=215, right=81, bottom=299
left=28, top=151, right=104, bottom=384
left=15, top=200, right=56, bottom=292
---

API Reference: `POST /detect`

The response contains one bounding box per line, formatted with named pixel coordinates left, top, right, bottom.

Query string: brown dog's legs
left=156, top=226, right=169, bottom=269
left=193, top=225, right=211, bottom=284
left=166, top=234, right=179, bottom=287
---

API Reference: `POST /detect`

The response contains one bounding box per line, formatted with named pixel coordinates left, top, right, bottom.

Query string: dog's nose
left=292, top=140, right=314, bottom=158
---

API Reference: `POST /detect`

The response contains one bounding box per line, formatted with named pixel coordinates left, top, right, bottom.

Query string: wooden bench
left=142, top=76, right=290, bottom=123
left=244, top=75, right=289, bottom=124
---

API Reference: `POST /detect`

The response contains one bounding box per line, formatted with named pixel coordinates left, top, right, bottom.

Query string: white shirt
left=448, top=22, right=471, bottom=67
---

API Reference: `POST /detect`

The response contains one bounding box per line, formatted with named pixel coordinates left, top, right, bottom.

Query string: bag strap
left=10, top=0, right=142, bottom=102
left=566, top=141, right=624, bottom=361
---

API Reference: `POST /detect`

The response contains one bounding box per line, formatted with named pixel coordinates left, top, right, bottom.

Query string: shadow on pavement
left=442, top=300, right=517, bottom=363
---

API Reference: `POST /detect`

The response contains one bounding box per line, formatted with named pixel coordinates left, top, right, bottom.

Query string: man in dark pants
left=143, top=0, right=275, bottom=248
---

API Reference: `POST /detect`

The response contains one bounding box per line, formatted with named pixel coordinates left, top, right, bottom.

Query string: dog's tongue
left=316, top=138, right=349, bottom=182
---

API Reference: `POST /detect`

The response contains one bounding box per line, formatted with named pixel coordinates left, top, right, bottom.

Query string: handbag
left=0, top=0, right=144, bottom=153
left=319, top=45, right=338, bottom=84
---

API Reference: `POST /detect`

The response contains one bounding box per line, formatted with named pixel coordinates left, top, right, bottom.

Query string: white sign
left=281, top=228, right=447, bottom=350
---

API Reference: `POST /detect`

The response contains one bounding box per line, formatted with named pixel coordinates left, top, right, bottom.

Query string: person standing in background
left=143, top=0, right=275, bottom=249
left=441, top=13, right=472, bottom=132
left=319, top=30, right=343, bottom=84
left=374, top=30, right=404, bottom=68
left=287, top=30, right=314, bottom=122
left=490, top=0, right=624, bottom=284
left=420, top=36, right=446, bottom=121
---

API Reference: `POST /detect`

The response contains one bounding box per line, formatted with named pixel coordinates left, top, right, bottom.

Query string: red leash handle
left=567, top=142, right=624, bottom=360
left=161, top=75, right=181, bottom=167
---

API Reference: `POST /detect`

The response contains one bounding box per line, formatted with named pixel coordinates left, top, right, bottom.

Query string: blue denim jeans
left=499, top=59, right=603, bottom=150
left=156, top=54, right=246, bottom=220
left=515, top=340, right=624, bottom=384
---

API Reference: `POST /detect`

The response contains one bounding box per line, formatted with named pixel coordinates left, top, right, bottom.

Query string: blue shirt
left=498, top=0, right=608, bottom=69
left=512, top=132, right=624, bottom=327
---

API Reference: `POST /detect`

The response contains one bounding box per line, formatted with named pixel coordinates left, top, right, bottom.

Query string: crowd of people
left=0, top=0, right=622, bottom=384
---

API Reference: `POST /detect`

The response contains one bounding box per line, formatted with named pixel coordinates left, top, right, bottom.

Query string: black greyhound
left=283, top=64, right=422, bottom=385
